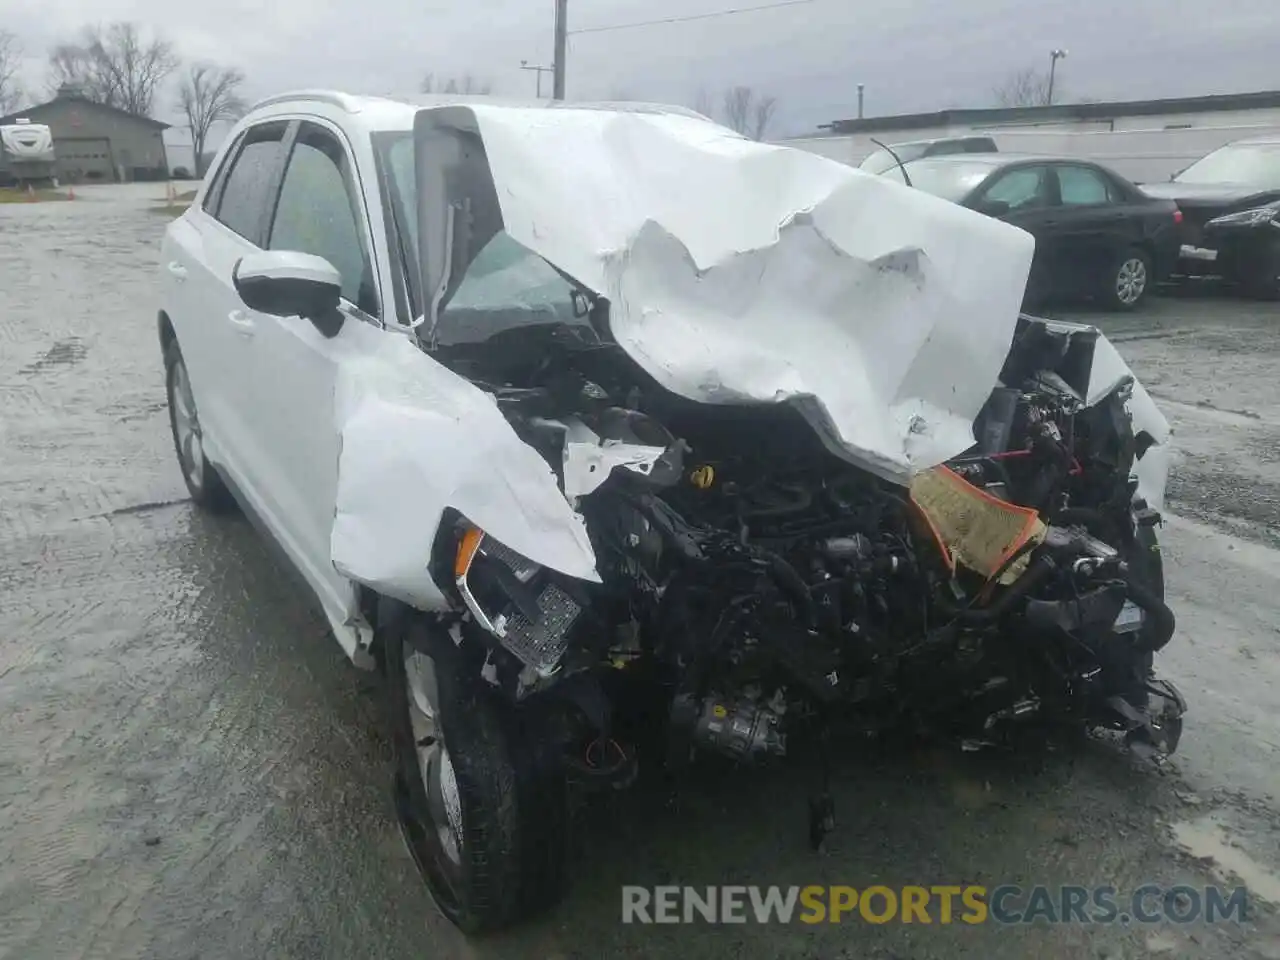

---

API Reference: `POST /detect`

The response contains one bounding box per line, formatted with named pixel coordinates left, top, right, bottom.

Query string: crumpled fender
left=329, top=334, right=599, bottom=611
left=1087, top=330, right=1171, bottom=512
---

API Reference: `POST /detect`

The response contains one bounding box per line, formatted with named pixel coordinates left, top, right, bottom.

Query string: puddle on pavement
left=1172, top=810, right=1280, bottom=905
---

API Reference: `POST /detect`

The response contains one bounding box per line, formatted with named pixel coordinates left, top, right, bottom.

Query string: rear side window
left=211, top=123, right=287, bottom=242
left=1057, top=165, right=1115, bottom=205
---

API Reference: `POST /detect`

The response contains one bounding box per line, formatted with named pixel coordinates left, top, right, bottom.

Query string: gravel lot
left=3, top=188, right=1280, bottom=960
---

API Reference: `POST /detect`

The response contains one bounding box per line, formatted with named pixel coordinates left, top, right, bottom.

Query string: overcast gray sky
left=7, top=0, right=1280, bottom=140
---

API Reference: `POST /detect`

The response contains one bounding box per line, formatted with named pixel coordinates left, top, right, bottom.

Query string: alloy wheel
left=403, top=648, right=465, bottom=881
left=1116, top=257, right=1148, bottom=306
left=170, top=358, right=205, bottom=493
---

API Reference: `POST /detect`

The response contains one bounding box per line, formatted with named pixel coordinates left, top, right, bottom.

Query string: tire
left=1241, top=236, right=1280, bottom=301
left=1128, top=523, right=1164, bottom=681
left=386, top=615, right=569, bottom=934
left=164, top=339, right=235, bottom=511
left=1104, top=247, right=1153, bottom=311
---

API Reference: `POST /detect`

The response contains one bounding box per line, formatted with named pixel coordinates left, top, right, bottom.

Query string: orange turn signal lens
left=454, top=526, right=485, bottom=579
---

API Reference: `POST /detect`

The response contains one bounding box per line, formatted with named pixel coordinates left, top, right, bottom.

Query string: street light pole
left=552, top=0, right=568, bottom=100
left=520, top=60, right=553, bottom=98
left=1047, top=48, right=1068, bottom=106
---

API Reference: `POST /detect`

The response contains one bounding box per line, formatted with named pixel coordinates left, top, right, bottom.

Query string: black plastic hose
left=934, top=554, right=1058, bottom=624
left=1120, top=565, right=1176, bottom=653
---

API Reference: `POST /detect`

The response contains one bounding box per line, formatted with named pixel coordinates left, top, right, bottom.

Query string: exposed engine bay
left=422, top=308, right=1186, bottom=848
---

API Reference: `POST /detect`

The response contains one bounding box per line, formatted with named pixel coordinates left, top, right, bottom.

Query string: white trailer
left=0, top=119, right=57, bottom=187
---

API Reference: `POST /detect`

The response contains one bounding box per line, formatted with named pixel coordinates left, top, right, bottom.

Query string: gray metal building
left=0, top=85, right=170, bottom=183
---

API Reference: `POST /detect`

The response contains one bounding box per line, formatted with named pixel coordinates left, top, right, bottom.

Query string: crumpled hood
left=414, top=104, right=1036, bottom=486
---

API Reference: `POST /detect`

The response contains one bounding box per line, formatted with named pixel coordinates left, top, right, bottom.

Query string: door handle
left=228, top=309, right=255, bottom=337
left=166, top=261, right=188, bottom=281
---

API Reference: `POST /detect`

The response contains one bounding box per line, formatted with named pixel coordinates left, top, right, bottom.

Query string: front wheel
left=1240, top=236, right=1280, bottom=300
left=385, top=615, right=569, bottom=934
left=1128, top=522, right=1165, bottom=683
left=1104, top=247, right=1153, bottom=311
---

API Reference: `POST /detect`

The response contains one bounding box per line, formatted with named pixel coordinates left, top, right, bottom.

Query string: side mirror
left=976, top=198, right=1011, bottom=217
left=232, top=251, right=344, bottom=338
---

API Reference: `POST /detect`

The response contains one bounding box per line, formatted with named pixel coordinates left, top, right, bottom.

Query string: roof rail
left=246, top=89, right=366, bottom=114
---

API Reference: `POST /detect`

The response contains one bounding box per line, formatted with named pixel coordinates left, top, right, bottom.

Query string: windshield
left=377, top=132, right=594, bottom=348
left=1174, top=142, right=1280, bottom=187
left=885, top=158, right=999, bottom=202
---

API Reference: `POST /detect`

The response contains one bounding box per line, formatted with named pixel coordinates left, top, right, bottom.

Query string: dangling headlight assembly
left=452, top=525, right=583, bottom=679
left=1206, top=202, right=1280, bottom=229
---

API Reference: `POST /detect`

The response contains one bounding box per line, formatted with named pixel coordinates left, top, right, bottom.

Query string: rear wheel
left=164, top=339, right=234, bottom=511
left=1105, top=247, right=1152, bottom=310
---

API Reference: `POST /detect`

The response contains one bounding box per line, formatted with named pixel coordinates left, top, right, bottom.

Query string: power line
left=570, top=0, right=826, bottom=37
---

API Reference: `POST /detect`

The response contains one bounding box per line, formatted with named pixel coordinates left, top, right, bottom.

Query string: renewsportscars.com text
left=621, top=884, right=1250, bottom=925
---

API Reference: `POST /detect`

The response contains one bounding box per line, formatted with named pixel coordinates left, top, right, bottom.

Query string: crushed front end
left=342, top=104, right=1186, bottom=889
left=414, top=305, right=1185, bottom=856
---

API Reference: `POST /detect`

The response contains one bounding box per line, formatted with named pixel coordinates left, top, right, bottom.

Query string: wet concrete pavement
left=3, top=194, right=1280, bottom=960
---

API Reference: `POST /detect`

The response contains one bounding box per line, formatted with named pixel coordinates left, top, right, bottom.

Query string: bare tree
left=720, top=85, right=779, bottom=139
left=48, top=22, right=178, bottom=116
left=722, top=85, right=752, bottom=135
left=752, top=94, right=777, bottom=140
left=420, top=72, right=493, bottom=95
left=178, top=63, right=246, bottom=177
left=992, top=67, right=1053, bottom=108
left=0, top=30, right=22, bottom=114
left=692, top=86, right=715, bottom=120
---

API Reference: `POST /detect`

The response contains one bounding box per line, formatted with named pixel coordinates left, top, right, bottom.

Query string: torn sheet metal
left=1088, top=331, right=1171, bottom=513
left=330, top=334, right=599, bottom=610
left=558, top=417, right=669, bottom=500
left=414, top=104, right=1036, bottom=486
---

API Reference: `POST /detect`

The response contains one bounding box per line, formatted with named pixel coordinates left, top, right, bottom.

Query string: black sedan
left=1139, top=136, right=1280, bottom=298
left=881, top=154, right=1182, bottom=310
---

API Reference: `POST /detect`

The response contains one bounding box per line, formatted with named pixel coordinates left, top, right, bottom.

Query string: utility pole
left=552, top=0, right=568, bottom=100
left=1047, top=48, right=1068, bottom=106
left=857, top=83, right=865, bottom=119
left=521, top=60, right=553, bottom=98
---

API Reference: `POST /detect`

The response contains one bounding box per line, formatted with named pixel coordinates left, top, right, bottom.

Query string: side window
left=211, top=123, right=287, bottom=242
left=1057, top=165, right=1116, bottom=206
left=268, top=123, right=378, bottom=317
left=981, top=166, right=1050, bottom=210
left=200, top=130, right=243, bottom=214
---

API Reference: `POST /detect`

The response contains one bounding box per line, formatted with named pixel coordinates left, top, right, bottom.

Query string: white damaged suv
left=158, top=90, right=1182, bottom=933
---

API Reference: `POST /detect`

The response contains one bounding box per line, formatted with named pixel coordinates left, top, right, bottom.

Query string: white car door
left=164, top=120, right=292, bottom=499
left=230, top=117, right=393, bottom=652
